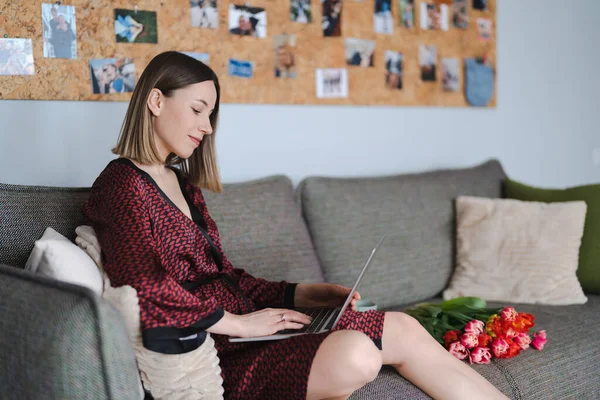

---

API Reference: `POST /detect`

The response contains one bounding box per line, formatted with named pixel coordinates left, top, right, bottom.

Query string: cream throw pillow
left=25, top=227, right=104, bottom=295
left=75, top=226, right=224, bottom=400
left=443, top=196, right=588, bottom=305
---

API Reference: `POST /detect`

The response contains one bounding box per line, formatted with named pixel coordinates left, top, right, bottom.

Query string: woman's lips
left=189, top=136, right=201, bottom=146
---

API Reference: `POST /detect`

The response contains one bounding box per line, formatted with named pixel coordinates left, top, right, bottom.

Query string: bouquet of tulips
left=404, top=297, right=547, bottom=364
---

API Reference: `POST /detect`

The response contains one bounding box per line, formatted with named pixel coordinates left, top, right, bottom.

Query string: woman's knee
left=323, top=330, right=381, bottom=383
left=381, top=312, right=430, bottom=368
left=348, top=332, right=382, bottom=383
left=307, top=330, right=382, bottom=399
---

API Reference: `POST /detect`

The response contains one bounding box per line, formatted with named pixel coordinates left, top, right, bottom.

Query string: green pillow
left=505, top=179, right=600, bottom=294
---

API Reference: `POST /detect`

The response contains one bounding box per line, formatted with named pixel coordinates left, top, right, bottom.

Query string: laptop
left=228, top=233, right=387, bottom=343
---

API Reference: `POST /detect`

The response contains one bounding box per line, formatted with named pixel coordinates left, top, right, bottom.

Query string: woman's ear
left=147, top=88, right=163, bottom=117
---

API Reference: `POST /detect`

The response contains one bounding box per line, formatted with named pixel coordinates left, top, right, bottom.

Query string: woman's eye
left=192, top=108, right=201, bottom=114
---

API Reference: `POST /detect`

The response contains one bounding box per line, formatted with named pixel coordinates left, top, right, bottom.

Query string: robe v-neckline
left=116, top=158, right=224, bottom=270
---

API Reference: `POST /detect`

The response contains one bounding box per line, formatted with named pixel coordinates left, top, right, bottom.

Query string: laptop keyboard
left=276, top=307, right=340, bottom=335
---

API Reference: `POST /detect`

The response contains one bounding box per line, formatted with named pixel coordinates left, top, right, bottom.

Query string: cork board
left=0, top=0, right=496, bottom=106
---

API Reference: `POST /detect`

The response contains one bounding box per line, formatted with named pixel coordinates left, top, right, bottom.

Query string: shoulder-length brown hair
left=112, top=51, right=222, bottom=193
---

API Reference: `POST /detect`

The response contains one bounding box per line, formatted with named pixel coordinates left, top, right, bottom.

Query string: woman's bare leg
left=306, top=330, right=382, bottom=400
left=381, top=312, right=509, bottom=400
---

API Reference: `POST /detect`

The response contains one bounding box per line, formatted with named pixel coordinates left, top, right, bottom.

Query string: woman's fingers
left=279, top=321, right=305, bottom=330
left=267, top=309, right=312, bottom=325
left=285, top=311, right=312, bottom=325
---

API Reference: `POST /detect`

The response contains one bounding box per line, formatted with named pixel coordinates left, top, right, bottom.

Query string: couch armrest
left=0, top=264, right=143, bottom=400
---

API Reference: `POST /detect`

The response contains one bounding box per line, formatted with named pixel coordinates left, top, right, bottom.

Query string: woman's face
left=150, top=81, right=217, bottom=161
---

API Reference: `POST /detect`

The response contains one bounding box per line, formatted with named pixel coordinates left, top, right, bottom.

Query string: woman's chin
left=177, top=149, right=196, bottom=160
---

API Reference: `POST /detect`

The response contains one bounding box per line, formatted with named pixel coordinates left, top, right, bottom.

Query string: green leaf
left=445, top=310, right=472, bottom=323
left=441, top=297, right=487, bottom=310
left=427, top=306, right=443, bottom=318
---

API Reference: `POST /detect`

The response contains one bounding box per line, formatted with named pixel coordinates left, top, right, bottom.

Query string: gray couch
left=1, top=159, right=598, bottom=400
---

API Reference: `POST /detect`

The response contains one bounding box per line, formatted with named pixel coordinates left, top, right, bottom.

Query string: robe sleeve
left=192, top=185, right=298, bottom=311
left=230, top=264, right=298, bottom=310
left=82, top=169, right=224, bottom=354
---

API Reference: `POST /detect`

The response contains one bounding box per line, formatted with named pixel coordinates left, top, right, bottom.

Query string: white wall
left=1, top=0, right=599, bottom=188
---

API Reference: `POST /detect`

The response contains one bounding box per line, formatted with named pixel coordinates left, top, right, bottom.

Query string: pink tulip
left=461, top=332, right=479, bottom=349
left=514, top=332, right=532, bottom=350
left=534, top=330, right=547, bottom=340
left=505, top=327, right=519, bottom=339
left=448, top=342, right=469, bottom=360
left=501, top=306, right=518, bottom=322
left=531, top=330, right=547, bottom=351
left=492, top=338, right=509, bottom=358
left=464, top=320, right=485, bottom=336
left=470, top=346, right=492, bottom=364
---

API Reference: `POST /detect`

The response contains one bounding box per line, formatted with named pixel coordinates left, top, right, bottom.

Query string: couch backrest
left=0, top=175, right=325, bottom=285
left=0, top=183, right=91, bottom=268
left=203, top=175, right=324, bottom=284
left=298, top=159, right=507, bottom=309
left=0, top=263, right=143, bottom=399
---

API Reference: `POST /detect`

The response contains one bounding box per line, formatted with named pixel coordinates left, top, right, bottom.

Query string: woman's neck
left=128, top=158, right=168, bottom=177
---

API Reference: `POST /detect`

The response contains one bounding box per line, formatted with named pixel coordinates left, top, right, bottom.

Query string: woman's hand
left=295, top=283, right=361, bottom=310
left=235, top=308, right=312, bottom=338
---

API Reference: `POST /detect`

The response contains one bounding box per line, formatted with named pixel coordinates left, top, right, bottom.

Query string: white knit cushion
left=75, top=225, right=224, bottom=399
left=25, top=227, right=103, bottom=295
left=102, top=275, right=224, bottom=400
left=443, top=196, right=588, bottom=305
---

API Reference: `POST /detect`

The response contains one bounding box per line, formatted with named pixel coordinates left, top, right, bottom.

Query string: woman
left=83, top=51, right=508, bottom=400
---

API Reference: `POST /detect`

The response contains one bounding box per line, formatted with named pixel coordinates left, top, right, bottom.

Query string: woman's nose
left=199, top=124, right=213, bottom=135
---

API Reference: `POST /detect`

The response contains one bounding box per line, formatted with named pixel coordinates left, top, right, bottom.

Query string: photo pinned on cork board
left=452, top=0, right=468, bottom=29
left=42, top=3, right=77, bottom=59
left=316, top=68, right=348, bottom=99
left=89, top=58, right=136, bottom=94
left=0, top=38, right=35, bottom=76
left=274, top=34, right=297, bottom=79
left=419, top=44, right=437, bottom=82
left=441, top=57, right=459, bottom=91
left=290, top=0, right=312, bottom=24
left=228, top=58, right=254, bottom=78
left=473, top=0, right=488, bottom=11
left=374, top=0, right=394, bottom=34
left=385, top=50, right=403, bottom=90
left=183, top=52, right=210, bottom=65
left=399, top=0, right=416, bottom=28
left=114, top=8, right=158, bottom=43
left=477, top=18, right=492, bottom=42
left=322, top=0, right=342, bottom=37
left=345, top=38, right=375, bottom=68
left=229, top=4, right=267, bottom=38
left=191, top=0, right=219, bottom=29
left=420, top=2, right=449, bottom=31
